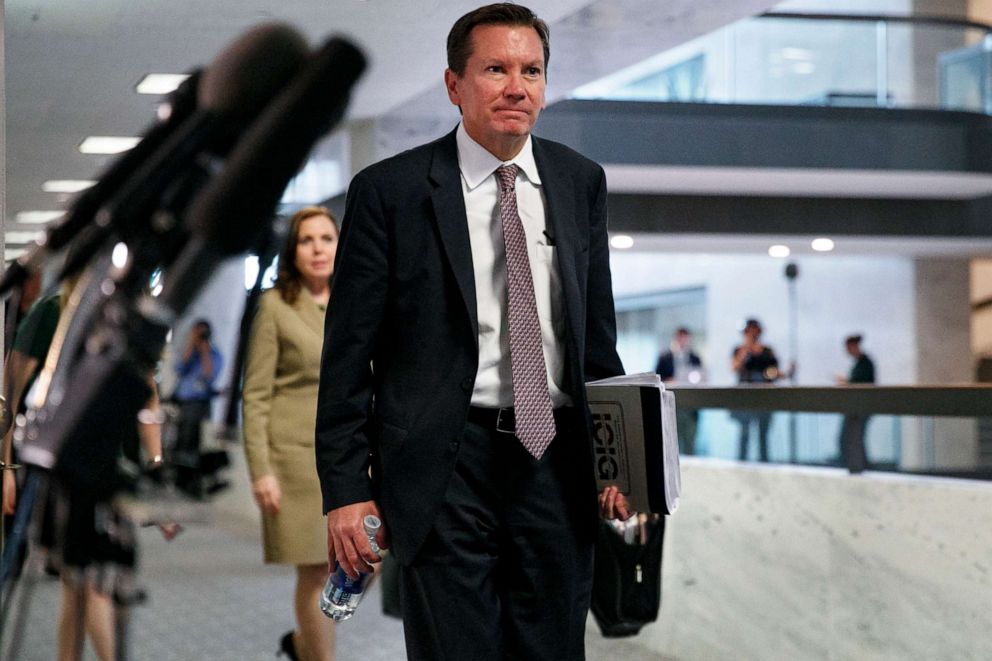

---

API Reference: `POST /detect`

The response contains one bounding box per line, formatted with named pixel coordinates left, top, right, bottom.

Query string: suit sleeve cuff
left=321, top=479, right=374, bottom=515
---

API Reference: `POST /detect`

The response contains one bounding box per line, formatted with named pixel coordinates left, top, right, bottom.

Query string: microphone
left=57, top=22, right=310, bottom=282
left=0, top=72, right=200, bottom=297
left=0, top=23, right=309, bottom=295
left=151, top=36, right=367, bottom=319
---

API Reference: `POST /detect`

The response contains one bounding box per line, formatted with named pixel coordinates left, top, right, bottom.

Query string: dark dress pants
left=400, top=413, right=594, bottom=661
left=737, top=411, right=771, bottom=462
left=839, top=414, right=870, bottom=473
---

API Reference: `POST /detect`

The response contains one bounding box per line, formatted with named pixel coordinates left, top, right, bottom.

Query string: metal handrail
left=760, top=11, right=992, bottom=34
left=670, top=384, right=992, bottom=417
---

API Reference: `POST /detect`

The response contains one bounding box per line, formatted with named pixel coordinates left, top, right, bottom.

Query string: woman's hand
left=157, top=522, right=184, bottom=541
left=2, top=470, right=16, bottom=515
left=252, top=474, right=282, bottom=515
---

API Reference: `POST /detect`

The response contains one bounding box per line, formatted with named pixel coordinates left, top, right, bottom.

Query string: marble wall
left=627, top=459, right=992, bottom=660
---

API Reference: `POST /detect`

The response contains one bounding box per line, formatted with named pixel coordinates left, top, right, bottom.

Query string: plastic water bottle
left=319, top=514, right=381, bottom=622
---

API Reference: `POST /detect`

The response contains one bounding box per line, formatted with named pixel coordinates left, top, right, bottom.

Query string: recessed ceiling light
left=79, top=136, right=141, bottom=155
left=5, top=248, right=27, bottom=260
left=610, top=235, right=635, bottom=249
left=6, top=231, right=46, bottom=244
left=811, top=237, right=835, bottom=252
left=136, top=73, right=191, bottom=95
left=16, top=210, right=64, bottom=224
left=768, top=244, right=791, bottom=258
left=43, top=179, right=96, bottom=193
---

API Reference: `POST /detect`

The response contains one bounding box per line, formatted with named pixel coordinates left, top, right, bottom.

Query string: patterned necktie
left=495, top=164, right=556, bottom=459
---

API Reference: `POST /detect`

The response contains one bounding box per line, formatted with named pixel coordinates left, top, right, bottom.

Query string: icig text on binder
left=586, top=373, right=681, bottom=514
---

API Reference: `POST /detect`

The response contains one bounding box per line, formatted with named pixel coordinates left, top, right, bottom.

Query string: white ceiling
left=609, top=233, right=992, bottom=258
left=8, top=0, right=990, bottom=261
left=3, top=0, right=785, bottom=243
left=3, top=0, right=599, bottom=233
left=603, top=165, right=992, bottom=200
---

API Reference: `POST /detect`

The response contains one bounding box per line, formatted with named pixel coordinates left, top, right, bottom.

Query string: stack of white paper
left=586, top=372, right=681, bottom=514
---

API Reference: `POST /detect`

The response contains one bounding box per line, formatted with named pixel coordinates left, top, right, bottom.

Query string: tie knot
left=496, top=164, right=519, bottom=193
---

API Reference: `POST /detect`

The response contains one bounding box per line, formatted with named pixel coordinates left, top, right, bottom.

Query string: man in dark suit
left=655, top=327, right=703, bottom=454
left=315, top=4, right=628, bottom=659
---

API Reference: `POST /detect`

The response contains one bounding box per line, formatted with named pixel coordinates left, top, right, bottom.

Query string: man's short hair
left=447, top=3, right=550, bottom=77
left=845, top=334, right=863, bottom=346
left=675, top=327, right=691, bottom=336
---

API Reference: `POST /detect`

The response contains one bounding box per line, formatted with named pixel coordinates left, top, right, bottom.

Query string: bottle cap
left=362, top=514, right=381, bottom=535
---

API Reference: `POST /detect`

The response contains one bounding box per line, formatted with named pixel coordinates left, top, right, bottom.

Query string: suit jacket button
left=448, top=440, right=460, bottom=452
left=461, top=377, right=473, bottom=393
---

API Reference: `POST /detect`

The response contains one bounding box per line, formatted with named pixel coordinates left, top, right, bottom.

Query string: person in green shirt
left=2, top=284, right=178, bottom=661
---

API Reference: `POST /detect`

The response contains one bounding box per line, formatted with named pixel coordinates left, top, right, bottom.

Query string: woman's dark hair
left=273, top=205, right=339, bottom=304
left=447, top=3, right=550, bottom=77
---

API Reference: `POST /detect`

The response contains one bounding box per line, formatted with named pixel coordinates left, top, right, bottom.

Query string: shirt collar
left=456, top=122, right=542, bottom=191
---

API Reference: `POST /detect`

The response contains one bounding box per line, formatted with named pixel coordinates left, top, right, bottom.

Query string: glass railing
left=572, top=12, right=992, bottom=114
left=669, top=385, right=992, bottom=480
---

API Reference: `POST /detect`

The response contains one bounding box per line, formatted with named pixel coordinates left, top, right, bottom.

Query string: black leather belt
left=467, top=406, right=574, bottom=435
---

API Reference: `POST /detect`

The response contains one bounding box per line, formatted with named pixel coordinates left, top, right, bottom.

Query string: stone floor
left=5, top=499, right=666, bottom=660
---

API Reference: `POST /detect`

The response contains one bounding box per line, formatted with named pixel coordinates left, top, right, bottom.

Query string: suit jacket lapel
left=295, top=292, right=325, bottom=337
left=429, top=131, right=479, bottom=340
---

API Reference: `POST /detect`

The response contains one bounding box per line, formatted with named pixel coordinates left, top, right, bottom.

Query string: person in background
left=172, top=319, right=223, bottom=498
left=731, top=318, right=781, bottom=462
left=836, top=334, right=876, bottom=473
left=316, top=5, right=629, bottom=659
left=243, top=206, right=339, bottom=661
left=2, top=283, right=179, bottom=661
left=655, top=327, right=703, bottom=454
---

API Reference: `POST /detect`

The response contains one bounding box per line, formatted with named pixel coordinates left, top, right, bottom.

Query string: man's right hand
left=326, top=500, right=387, bottom=578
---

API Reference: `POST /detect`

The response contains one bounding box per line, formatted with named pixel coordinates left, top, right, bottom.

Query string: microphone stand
left=0, top=244, right=165, bottom=660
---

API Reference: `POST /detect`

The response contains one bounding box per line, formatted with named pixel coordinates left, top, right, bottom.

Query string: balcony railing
left=572, top=12, right=992, bottom=114
left=668, top=384, right=992, bottom=480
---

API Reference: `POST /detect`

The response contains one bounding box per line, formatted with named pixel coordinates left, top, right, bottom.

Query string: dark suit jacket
left=655, top=350, right=702, bottom=381
left=315, top=128, right=624, bottom=564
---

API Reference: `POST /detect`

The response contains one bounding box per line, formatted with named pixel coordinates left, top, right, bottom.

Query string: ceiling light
left=610, top=235, right=635, bottom=249
left=5, top=248, right=27, bottom=261
left=43, top=179, right=96, bottom=193
left=768, top=244, right=791, bottom=258
left=16, top=210, right=63, bottom=224
left=6, top=231, right=45, bottom=244
left=811, top=237, right=835, bottom=252
left=136, top=73, right=191, bottom=95
left=79, top=136, right=141, bottom=155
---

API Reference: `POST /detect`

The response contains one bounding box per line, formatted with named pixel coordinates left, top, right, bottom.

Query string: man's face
left=444, top=23, right=546, bottom=158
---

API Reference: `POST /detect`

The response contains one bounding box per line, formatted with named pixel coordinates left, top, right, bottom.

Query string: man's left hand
left=598, top=485, right=633, bottom=521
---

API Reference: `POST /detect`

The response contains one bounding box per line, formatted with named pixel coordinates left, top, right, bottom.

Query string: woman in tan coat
left=243, top=206, right=338, bottom=661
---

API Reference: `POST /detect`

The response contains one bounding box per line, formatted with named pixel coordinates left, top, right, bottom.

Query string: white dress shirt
left=456, top=123, right=571, bottom=408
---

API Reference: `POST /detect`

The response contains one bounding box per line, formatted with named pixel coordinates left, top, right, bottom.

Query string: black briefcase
left=590, top=513, right=665, bottom=637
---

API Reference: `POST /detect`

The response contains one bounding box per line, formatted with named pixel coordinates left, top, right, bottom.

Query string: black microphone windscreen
left=187, top=37, right=367, bottom=254
left=199, top=23, right=309, bottom=122
left=0, top=68, right=205, bottom=298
